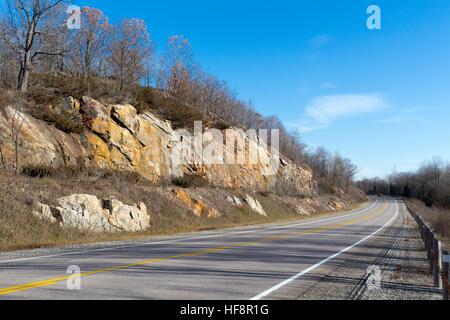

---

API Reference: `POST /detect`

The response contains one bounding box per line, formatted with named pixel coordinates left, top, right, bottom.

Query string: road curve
left=0, top=197, right=400, bottom=300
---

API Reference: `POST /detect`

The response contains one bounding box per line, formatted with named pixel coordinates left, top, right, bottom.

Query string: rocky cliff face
left=0, top=96, right=313, bottom=194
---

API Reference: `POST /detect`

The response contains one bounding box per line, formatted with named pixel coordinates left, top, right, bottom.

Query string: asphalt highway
left=0, top=197, right=400, bottom=300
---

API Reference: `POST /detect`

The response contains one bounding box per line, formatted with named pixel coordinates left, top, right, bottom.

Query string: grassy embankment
left=0, top=168, right=366, bottom=252
left=408, top=198, right=450, bottom=249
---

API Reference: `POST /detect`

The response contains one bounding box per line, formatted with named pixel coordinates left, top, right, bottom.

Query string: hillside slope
left=0, top=94, right=366, bottom=251
left=0, top=96, right=313, bottom=194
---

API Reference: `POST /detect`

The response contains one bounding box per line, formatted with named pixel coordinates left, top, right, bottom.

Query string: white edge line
left=0, top=199, right=380, bottom=265
left=250, top=200, right=400, bottom=300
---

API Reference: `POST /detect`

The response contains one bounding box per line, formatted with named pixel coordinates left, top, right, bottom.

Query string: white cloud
left=304, top=94, right=389, bottom=127
left=295, top=94, right=389, bottom=132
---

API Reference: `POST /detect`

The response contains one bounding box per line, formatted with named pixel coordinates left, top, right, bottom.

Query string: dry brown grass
left=23, top=75, right=231, bottom=132
left=0, top=168, right=367, bottom=253
left=131, top=87, right=231, bottom=131
left=29, top=106, right=85, bottom=134
left=0, top=89, right=15, bottom=106
left=171, top=173, right=210, bottom=189
left=391, top=264, right=403, bottom=280
left=409, top=198, right=450, bottom=249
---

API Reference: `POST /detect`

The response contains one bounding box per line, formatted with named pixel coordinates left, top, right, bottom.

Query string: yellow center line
left=0, top=201, right=388, bottom=296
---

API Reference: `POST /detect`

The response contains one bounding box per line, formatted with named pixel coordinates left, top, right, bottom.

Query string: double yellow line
left=0, top=201, right=387, bottom=296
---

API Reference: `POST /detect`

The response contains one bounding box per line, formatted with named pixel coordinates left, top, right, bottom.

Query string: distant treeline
left=357, top=157, right=450, bottom=207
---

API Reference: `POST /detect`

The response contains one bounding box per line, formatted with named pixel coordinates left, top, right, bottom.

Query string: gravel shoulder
left=296, top=201, right=442, bottom=300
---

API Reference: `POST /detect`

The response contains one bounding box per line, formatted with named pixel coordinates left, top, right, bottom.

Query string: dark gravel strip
left=297, top=202, right=442, bottom=300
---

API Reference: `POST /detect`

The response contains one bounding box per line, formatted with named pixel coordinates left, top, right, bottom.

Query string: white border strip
left=250, top=200, right=399, bottom=300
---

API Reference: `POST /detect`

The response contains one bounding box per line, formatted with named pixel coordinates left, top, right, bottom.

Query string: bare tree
left=343, top=158, right=358, bottom=192
left=2, top=0, right=68, bottom=91
left=6, top=93, right=26, bottom=173
left=66, top=6, right=110, bottom=78
left=358, top=157, right=450, bottom=207
left=0, top=143, right=7, bottom=170
left=160, top=35, right=196, bottom=101
left=107, top=18, right=152, bottom=91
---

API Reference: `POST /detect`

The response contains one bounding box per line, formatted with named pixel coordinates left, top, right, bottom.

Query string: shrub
left=211, top=120, right=231, bottom=131
left=410, top=199, right=450, bottom=238
left=172, top=173, right=209, bottom=188
left=21, top=165, right=56, bottom=178
left=20, top=164, right=149, bottom=184
left=132, top=87, right=232, bottom=131
left=30, top=107, right=85, bottom=134
left=259, top=190, right=271, bottom=197
left=317, top=177, right=336, bottom=195
left=435, top=212, right=450, bottom=237
left=146, top=95, right=206, bottom=130
left=26, top=87, right=63, bottom=107
left=133, top=87, right=156, bottom=114
left=20, top=164, right=85, bottom=179
left=273, top=177, right=305, bottom=197
left=29, top=73, right=131, bottom=105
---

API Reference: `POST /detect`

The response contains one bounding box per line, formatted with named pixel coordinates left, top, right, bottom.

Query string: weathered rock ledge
left=32, top=194, right=150, bottom=233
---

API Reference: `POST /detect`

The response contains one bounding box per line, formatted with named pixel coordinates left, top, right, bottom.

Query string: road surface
left=0, top=197, right=399, bottom=300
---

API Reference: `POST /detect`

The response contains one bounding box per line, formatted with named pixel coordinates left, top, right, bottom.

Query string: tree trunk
left=18, top=33, right=33, bottom=92
left=14, top=139, right=19, bottom=174
left=0, top=144, right=7, bottom=171
left=18, top=65, right=30, bottom=92
left=119, top=67, right=124, bottom=91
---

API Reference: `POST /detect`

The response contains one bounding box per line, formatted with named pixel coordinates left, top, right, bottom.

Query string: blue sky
left=76, top=0, right=450, bottom=179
